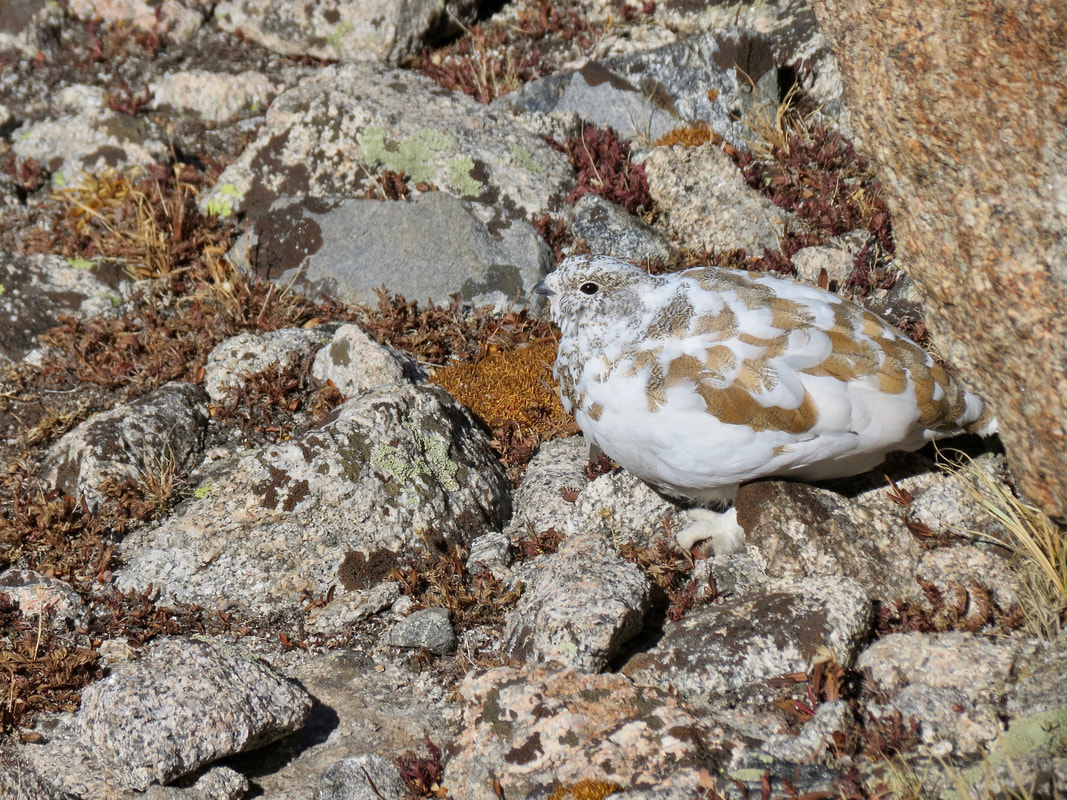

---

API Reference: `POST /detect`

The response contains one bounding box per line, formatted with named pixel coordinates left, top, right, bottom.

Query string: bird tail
left=959, top=390, right=998, bottom=437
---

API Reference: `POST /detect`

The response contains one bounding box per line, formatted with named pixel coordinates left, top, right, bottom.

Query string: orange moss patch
left=653, top=122, right=721, bottom=148
left=547, top=779, right=623, bottom=800
left=431, top=340, right=577, bottom=481
left=431, top=340, right=569, bottom=433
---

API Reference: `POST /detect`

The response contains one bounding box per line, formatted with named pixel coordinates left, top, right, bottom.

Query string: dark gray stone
left=388, top=607, right=457, bottom=655
left=244, top=193, right=553, bottom=309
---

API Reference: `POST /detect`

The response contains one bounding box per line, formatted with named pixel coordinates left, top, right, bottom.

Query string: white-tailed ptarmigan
left=534, top=254, right=997, bottom=554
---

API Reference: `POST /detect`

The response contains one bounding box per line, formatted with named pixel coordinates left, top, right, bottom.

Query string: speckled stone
left=444, top=665, right=730, bottom=800
left=77, top=638, right=311, bottom=790
left=388, top=607, right=457, bottom=656
left=503, top=533, right=649, bottom=672
left=643, top=143, right=790, bottom=255
left=623, top=577, right=871, bottom=703
left=40, top=382, right=209, bottom=507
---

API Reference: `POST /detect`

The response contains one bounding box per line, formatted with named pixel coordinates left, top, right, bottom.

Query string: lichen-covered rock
left=444, top=665, right=730, bottom=800
left=203, top=64, right=574, bottom=221
left=503, top=533, right=649, bottom=672
left=0, top=253, right=118, bottom=362
left=498, top=29, right=779, bottom=147
left=41, top=382, right=209, bottom=507
left=76, top=638, right=311, bottom=791
left=214, top=0, right=477, bottom=65
left=807, top=0, right=1067, bottom=517
left=12, top=105, right=168, bottom=188
left=116, top=383, right=511, bottom=611
left=623, top=577, right=871, bottom=704
left=643, top=143, right=791, bottom=254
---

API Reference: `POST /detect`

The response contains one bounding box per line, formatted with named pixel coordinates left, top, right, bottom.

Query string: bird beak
left=532, top=279, right=555, bottom=297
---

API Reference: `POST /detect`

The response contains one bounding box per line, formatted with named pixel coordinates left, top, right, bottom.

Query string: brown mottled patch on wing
left=626, top=346, right=668, bottom=412
left=738, top=331, right=791, bottom=358
left=702, top=345, right=738, bottom=383
left=662, top=346, right=816, bottom=434
left=768, top=296, right=815, bottom=329
left=588, top=402, right=604, bottom=421
left=736, top=358, right=779, bottom=394
left=647, top=290, right=695, bottom=338
left=693, top=269, right=775, bottom=309
left=693, top=305, right=738, bottom=338
left=694, top=380, right=818, bottom=434
left=878, top=336, right=968, bottom=429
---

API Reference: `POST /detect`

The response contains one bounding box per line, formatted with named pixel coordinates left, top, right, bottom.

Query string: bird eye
left=579, top=282, right=599, bottom=295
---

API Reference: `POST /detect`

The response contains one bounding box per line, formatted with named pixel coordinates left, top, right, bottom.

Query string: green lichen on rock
left=951, top=708, right=1067, bottom=796
left=357, top=125, right=455, bottom=184
left=205, top=183, right=244, bottom=218
left=369, top=411, right=461, bottom=496
left=445, top=155, right=484, bottom=197
left=509, top=143, right=543, bottom=175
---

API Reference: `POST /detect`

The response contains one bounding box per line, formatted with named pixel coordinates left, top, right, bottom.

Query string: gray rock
left=0, top=737, right=76, bottom=800
left=388, top=607, right=457, bottom=655
left=503, top=533, right=649, bottom=672
left=915, top=545, right=1024, bottom=622
left=204, top=327, right=327, bottom=404
left=643, top=142, right=791, bottom=254
left=67, top=0, right=204, bottom=43
left=762, top=699, right=851, bottom=763
left=215, top=0, right=476, bottom=65
left=0, top=569, right=87, bottom=628
left=245, top=193, right=554, bottom=310
left=317, top=755, right=409, bottom=800
left=311, top=323, right=410, bottom=397
left=12, top=107, right=168, bottom=188
left=142, top=767, right=249, bottom=800
left=203, top=64, right=574, bottom=221
left=306, top=581, right=401, bottom=635
left=565, top=193, right=673, bottom=264
left=150, top=69, right=283, bottom=124
left=41, top=382, right=209, bottom=507
left=506, top=436, right=679, bottom=551
left=0, top=254, right=118, bottom=362
left=466, top=531, right=512, bottom=578
left=230, top=651, right=452, bottom=799
left=857, top=632, right=1024, bottom=757
left=116, top=383, right=511, bottom=611
left=75, top=638, right=311, bottom=791
left=906, top=452, right=1012, bottom=539
left=497, top=29, right=780, bottom=147
left=791, top=243, right=856, bottom=287
left=623, top=577, right=871, bottom=704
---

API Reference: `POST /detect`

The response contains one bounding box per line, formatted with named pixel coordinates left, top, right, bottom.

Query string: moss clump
left=547, top=779, right=623, bottom=800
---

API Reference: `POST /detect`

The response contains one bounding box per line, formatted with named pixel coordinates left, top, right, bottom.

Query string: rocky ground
left=0, top=0, right=1064, bottom=798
